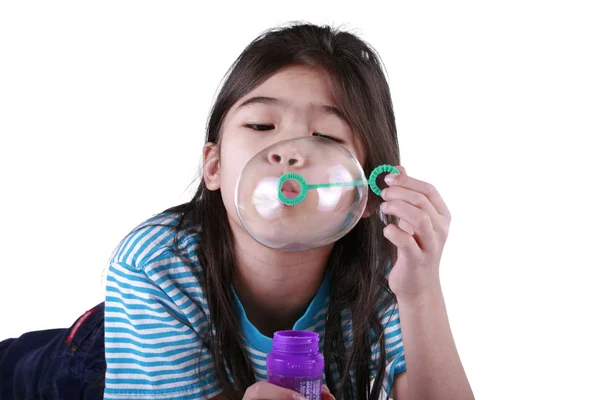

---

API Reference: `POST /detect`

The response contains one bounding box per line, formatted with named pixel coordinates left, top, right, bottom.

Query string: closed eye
left=313, top=132, right=343, bottom=144
left=245, top=124, right=343, bottom=144
left=245, top=124, right=274, bottom=131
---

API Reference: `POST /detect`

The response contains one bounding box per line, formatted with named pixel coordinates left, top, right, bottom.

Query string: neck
left=229, top=218, right=332, bottom=337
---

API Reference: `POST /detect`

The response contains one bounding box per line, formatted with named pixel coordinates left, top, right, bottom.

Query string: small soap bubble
left=235, top=137, right=369, bottom=251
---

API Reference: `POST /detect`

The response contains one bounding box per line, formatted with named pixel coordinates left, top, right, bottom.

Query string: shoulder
left=105, top=209, right=210, bottom=333
left=109, top=211, right=200, bottom=271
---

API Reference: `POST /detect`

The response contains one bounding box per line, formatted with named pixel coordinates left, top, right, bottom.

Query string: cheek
left=353, top=145, right=367, bottom=168
left=346, top=135, right=367, bottom=167
left=219, top=152, right=246, bottom=200
left=218, top=135, right=260, bottom=213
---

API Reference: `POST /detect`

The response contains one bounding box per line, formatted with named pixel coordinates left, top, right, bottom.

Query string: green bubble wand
left=277, top=164, right=399, bottom=206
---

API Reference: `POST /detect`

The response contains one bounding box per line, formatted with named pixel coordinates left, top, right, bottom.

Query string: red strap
left=65, top=309, right=96, bottom=344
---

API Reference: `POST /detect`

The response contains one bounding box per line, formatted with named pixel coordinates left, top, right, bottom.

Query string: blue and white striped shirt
left=104, top=212, right=406, bottom=399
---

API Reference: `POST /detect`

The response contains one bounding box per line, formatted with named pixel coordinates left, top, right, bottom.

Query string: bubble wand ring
left=277, top=173, right=309, bottom=206
left=368, top=164, right=400, bottom=196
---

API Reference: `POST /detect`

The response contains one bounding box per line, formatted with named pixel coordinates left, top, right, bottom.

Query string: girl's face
left=204, top=65, right=367, bottom=241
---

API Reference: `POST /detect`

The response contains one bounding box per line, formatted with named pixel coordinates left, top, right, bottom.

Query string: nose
left=268, top=149, right=306, bottom=168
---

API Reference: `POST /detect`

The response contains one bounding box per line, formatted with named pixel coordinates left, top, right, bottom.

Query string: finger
left=322, top=385, right=335, bottom=400
left=384, top=170, right=451, bottom=218
left=380, top=199, right=436, bottom=251
left=398, top=218, right=415, bottom=236
left=383, top=224, right=421, bottom=261
left=243, top=381, right=306, bottom=400
left=381, top=186, right=444, bottom=233
left=322, top=391, right=336, bottom=400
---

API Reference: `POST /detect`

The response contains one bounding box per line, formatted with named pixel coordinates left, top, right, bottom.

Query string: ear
left=203, top=142, right=221, bottom=191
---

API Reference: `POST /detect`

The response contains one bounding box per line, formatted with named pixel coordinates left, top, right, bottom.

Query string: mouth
left=281, top=179, right=301, bottom=198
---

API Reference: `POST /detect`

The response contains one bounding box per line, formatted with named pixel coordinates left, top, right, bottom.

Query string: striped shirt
left=104, top=212, right=406, bottom=399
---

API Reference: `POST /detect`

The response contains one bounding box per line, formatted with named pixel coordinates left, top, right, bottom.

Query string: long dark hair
left=160, top=23, right=400, bottom=399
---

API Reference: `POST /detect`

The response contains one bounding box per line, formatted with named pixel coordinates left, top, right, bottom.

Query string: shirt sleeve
left=103, top=260, right=222, bottom=400
left=370, top=295, right=406, bottom=398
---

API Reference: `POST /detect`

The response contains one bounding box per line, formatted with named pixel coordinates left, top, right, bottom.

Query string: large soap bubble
left=235, top=136, right=370, bottom=251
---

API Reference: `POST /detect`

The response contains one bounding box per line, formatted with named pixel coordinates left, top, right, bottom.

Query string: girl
left=0, top=23, right=473, bottom=400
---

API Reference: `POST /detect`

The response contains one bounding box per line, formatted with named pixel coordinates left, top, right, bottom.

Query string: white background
left=1, top=1, right=598, bottom=398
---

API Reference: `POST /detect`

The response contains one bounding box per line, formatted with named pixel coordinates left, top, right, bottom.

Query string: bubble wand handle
left=305, top=181, right=364, bottom=189
left=277, top=164, right=398, bottom=206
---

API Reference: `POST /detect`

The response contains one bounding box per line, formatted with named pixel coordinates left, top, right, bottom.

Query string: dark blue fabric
left=0, top=302, right=106, bottom=400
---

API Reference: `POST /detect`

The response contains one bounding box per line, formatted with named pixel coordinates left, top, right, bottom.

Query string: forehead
left=235, top=65, right=336, bottom=108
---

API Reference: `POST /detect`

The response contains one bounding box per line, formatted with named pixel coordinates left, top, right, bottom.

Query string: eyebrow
left=236, top=96, right=348, bottom=123
left=237, top=96, right=283, bottom=109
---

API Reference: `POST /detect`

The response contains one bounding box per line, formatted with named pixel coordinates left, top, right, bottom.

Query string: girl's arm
left=392, top=285, right=473, bottom=399
left=380, top=167, right=474, bottom=399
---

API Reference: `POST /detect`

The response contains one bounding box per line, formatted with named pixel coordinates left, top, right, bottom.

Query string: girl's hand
left=380, top=166, right=452, bottom=301
left=321, top=384, right=335, bottom=400
left=242, top=382, right=335, bottom=400
left=242, top=382, right=304, bottom=400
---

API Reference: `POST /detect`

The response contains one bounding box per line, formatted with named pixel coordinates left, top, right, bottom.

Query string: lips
left=281, top=180, right=300, bottom=198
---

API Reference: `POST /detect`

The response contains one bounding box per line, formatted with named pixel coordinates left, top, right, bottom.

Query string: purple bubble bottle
left=267, top=330, right=324, bottom=400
